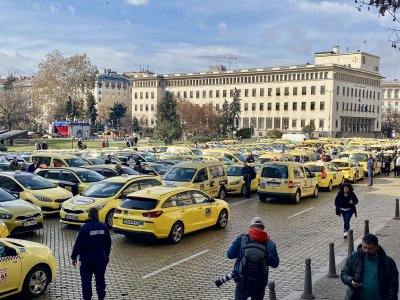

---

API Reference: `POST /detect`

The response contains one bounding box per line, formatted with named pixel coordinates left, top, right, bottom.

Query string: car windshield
left=234, top=153, right=247, bottom=162
left=65, top=158, right=89, bottom=167
left=349, top=153, right=369, bottom=162
left=163, top=167, right=197, bottom=182
left=140, top=153, right=157, bottom=162
left=122, top=167, right=139, bottom=175
left=82, top=182, right=124, bottom=198
left=261, top=165, right=288, bottom=179
left=332, top=162, right=349, bottom=168
left=226, top=166, right=243, bottom=176
left=120, top=197, right=158, bottom=210
left=89, top=158, right=105, bottom=165
left=74, top=170, right=105, bottom=182
left=192, top=149, right=203, bottom=155
left=15, top=175, right=55, bottom=190
left=0, top=188, right=16, bottom=202
left=152, top=164, right=170, bottom=175
left=306, top=165, right=323, bottom=172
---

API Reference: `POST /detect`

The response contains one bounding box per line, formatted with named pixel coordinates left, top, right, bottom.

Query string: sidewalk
left=310, top=218, right=400, bottom=299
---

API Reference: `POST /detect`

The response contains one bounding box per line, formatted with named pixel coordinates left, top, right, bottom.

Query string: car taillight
left=142, top=211, right=163, bottom=218
left=321, top=167, right=327, bottom=179
left=115, top=208, right=122, bottom=214
left=288, top=181, right=295, bottom=188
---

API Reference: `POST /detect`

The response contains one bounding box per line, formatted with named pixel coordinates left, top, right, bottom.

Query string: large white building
left=95, top=48, right=384, bottom=138
left=381, top=79, right=400, bottom=112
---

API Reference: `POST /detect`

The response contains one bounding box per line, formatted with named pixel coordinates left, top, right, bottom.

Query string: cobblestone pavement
left=6, top=175, right=400, bottom=299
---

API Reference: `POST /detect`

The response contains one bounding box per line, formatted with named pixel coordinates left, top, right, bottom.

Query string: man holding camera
left=227, top=217, right=279, bottom=300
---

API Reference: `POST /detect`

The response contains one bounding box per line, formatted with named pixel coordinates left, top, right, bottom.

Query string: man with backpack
left=227, top=217, right=279, bottom=300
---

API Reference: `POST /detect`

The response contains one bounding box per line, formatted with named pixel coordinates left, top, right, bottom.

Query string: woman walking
left=335, top=183, right=358, bottom=238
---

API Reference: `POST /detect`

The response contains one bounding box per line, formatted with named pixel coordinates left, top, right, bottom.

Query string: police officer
left=71, top=207, right=111, bottom=300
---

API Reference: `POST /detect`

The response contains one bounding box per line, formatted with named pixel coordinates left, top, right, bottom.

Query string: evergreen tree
left=109, top=102, right=127, bottom=129
left=65, top=96, right=80, bottom=121
left=227, top=88, right=241, bottom=135
left=132, top=116, right=141, bottom=133
left=155, top=91, right=182, bottom=140
left=86, top=92, right=97, bottom=129
left=3, top=75, right=17, bottom=91
left=156, top=91, right=179, bottom=122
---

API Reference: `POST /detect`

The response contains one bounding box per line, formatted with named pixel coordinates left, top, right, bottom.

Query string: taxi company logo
left=0, top=268, right=7, bottom=283
left=72, top=197, right=95, bottom=206
left=0, top=200, right=25, bottom=207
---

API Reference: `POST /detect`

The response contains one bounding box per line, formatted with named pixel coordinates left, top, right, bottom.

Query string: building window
left=216, top=104, right=220, bottom=110
left=140, top=104, right=143, bottom=111
left=301, top=102, right=306, bottom=110
left=320, top=102, right=325, bottom=110
left=196, top=91, right=200, bottom=98
left=342, top=87, right=345, bottom=96
left=293, top=87, right=298, bottom=95
left=134, top=92, right=138, bottom=99
left=284, top=87, right=289, bottom=96
left=319, top=119, right=324, bottom=129
left=260, top=88, right=264, bottom=97
left=260, top=103, right=264, bottom=111
left=301, top=119, right=306, bottom=128
left=151, top=104, right=154, bottom=111
left=335, top=120, right=338, bottom=128
left=223, top=90, right=227, bottom=98
left=311, top=86, right=316, bottom=95
left=292, top=119, right=297, bottom=128
left=140, top=92, right=143, bottom=99
left=274, top=117, right=281, bottom=129
left=302, top=86, right=307, bottom=95
left=151, top=92, right=154, bottom=99
left=267, top=103, right=272, bottom=111
left=209, top=90, right=213, bottom=98
left=336, top=86, right=339, bottom=95
left=216, top=90, right=220, bottom=98
left=284, top=102, right=288, bottom=111
left=252, top=103, right=256, bottom=111
left=203, top=91, right=206, bottom=98
left=310, top=119, right=315, bottom=127
left=266, top=117, right=273, bottom=129
left=276, top=88, right=281, bottom=96
left=258, top=117, right=265, bottom=129
left=145, top=105, right=149, bottom=111
left=245, top=89, right=249, bottom=97
left=293, top=102, right=297, bottom=111
left=134, top=104, right=138, bottom=111
left=244, top=103, right=249, bottom=111
left=276, top=103, right=280, bottom=111
left=268, top=88, right=272, bottom=96
left=310, top=102, right=315, bottom=110
left=252, top=88, right=256, bottom=97
left=320, top=86, right=326, bottom=95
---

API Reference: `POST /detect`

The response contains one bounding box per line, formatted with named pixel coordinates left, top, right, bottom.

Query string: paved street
left=8, top=175, right=400, bottom=300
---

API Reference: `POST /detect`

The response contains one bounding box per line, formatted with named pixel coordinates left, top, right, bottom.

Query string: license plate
left=123, top=219, right=143, bottom=226
left=267, top=183, right=280, bottom=187
left=65, top=215, right=79, bottom=221
left=23, top=220, right=37, bottom=227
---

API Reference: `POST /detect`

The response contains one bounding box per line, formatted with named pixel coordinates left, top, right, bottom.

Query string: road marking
left=142, top=249, right=209, bottom=279
left=230, top=198, right=255, bottom=207
left=288, top=207, right=314, bottom=219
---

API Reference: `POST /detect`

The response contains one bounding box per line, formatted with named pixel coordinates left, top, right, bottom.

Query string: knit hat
left=250, top=217, right=265, bottom=227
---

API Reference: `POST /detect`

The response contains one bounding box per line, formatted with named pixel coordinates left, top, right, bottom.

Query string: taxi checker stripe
left=0, top=255, right=19, bottom=262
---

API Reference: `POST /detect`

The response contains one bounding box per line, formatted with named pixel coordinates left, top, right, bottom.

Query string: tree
left=86, top=92, right=97, bottom=130
left=155, top=92, right=182, bottom=140
left=381, top=107, right=400, bottom=137
left=302, top=124, right=316, bottom=137
left=154, top=119, right=182, bottom=142
left=266, top=129, right=283, bottom=139
left=132, top=116, right=141, bottom=133
left=2, top=75, right=17, bottom=91
left=0, top=88, right=31, bottom=130
left=65, top=96, right=82, bottom=121
left=31, top=50, right=97, bottom=124
left=108, top=102, right=127, bottom=129
left=156, top=91, right=179, bottom=122
left=355, top=0, right=400, bottom=48
left=225, top=88, right=241, bottom=136
left=235, top=127, right=253, bottom=139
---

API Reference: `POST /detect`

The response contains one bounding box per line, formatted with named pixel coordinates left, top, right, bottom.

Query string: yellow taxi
left=257, top=152, right=293, bottom=164
left=288, top=150, right=317, bottom=162
left=331, top=159, right=364, bottom=183
left=34, top=167, right=105, bottom=195
left=162, top=161, right=228, bottom=199
left=202, top=149, right=248, bottom=163
left=305, top=162, right=345, bottom=191
left=0, top=172, right=72, bottom=214
left=0, top=238, right=57, bottom=298
left=60, top=175, right=162, bottom=228
left=82, top=164, right=139, bottom=178
left=29, top=153, right=89, bottom=168
left=347, top=151, right=381, bottom=175
left=0, top=221, right=8, bottom=238
left=258, top=161, right=319, bottom=204
left=226, top=164, right=262, bottom=196
left=112, top=186, right=230, bottom=243
left=0, top=188, right=43, bottom=236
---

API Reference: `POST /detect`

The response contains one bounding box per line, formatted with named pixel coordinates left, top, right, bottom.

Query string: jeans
left=235, top=281, right=266, bottom=300
left=80, top=261, right=107, bottom=300
left=384, top=163, right=391, bottom=175
left=244, top=179, right=252, bottom=198
left=368, top=169, right=374, bottom=185
left=341, top=210, right=354, bottom=232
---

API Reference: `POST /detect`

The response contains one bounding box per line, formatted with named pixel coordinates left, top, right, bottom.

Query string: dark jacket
left=242, top=166, right=256, bottom=182
left=335, top=191, right=358, bottom=217
left=341, top=244, right=399, bottom=300
left=71, top=219, right=111, bottom=264
left=227, top=229, right=279, bottom=286
left=384, top=156, right=392, bottom=164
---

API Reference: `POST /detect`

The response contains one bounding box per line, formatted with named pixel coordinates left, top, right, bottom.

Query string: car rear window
left=307, top=165, right=323, bottom=172
left=332, top=162, right=349, bottom=168
left=120, top=197, right=158, bottom=210
left=261, top=165, right=288, bottom=179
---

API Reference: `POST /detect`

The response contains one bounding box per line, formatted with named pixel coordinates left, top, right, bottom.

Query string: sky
left=1, top=0, right=400, bottom=79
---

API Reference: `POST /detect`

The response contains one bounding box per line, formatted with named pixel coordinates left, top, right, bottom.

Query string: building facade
left=381, top=79, right=400, bottom=112
left=95, top=48, right=383, bottom=138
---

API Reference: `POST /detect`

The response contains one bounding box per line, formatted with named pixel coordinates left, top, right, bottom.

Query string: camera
left=215, top=271, right=239, bottom=287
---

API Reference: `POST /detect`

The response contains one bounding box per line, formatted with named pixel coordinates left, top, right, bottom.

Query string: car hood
left=4, top=238, right=51, bottom=251
left=0, top=199, right=39, bottom=214
left=31, top=187, right=73, bottom=199
left=162, top=180, right=190, bottom=187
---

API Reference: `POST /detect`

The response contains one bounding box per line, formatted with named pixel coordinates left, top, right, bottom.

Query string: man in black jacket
left=242, top=161, right=256, bottom=199
left=71, top=207, right=112, bottom=300
left=341, top=233, right=398, bottom=300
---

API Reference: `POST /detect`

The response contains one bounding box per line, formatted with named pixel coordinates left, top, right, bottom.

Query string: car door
left=173, top=191, right=198, bottom=232
left=60, top=171, right=80, bottom=194
left=192, top=168, right=211, bottom=195
left=302, top=166, right=314, bottom=196
left=190, top=190, right=218, bottom=228
left=0, top=242, right=22, bottom=296
left=330, top=164, right=343, bottom=185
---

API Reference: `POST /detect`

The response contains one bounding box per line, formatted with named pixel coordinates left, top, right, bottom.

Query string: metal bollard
left=268, top=281, right=277, bottom=300
left=394, top=199, right=400, bottom=220
left=327, top=243, right=338, bottom=278
left=348, top=229, right=354, bottom=257
left=364, top=220, right=370, bottom=235
left=301, top=258, right=315, bottom=299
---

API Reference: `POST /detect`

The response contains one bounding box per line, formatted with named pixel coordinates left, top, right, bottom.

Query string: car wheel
left=327, top=180, right=333, bottom=192
left=105, top=209, right=115, bottom=229
left=313, top=186, right=319, bottom=198
left=259, top=195, right=266, bottom=202
left=293, top=190, right=301, bottom=204
left=216, top=209, right=228, bottom=229
left=240, top=184, right=247, bottom=197
left=218, top=187, right=226, bottom=200
left=167, top=222, right=184, bottom=244
left=22, top=265, right=51, bottom=298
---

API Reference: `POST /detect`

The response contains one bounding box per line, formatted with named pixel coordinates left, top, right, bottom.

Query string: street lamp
left=326, top=90, right=334, bottom=138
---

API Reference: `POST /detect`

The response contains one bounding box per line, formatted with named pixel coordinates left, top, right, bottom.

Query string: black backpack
left=238, top=234, right=267, bottom=285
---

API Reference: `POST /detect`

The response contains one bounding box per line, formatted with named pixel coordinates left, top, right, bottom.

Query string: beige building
left=96, top=48, right=384, bottom=137
left=381, top=79, right=400, bottom=112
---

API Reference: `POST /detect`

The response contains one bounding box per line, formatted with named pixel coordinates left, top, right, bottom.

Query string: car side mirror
left=209, top=198, right=215, bottom=202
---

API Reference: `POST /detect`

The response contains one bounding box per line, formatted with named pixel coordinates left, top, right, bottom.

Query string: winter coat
left=341, top=245, right=399, bottom=300
left=335, top=191, right=358, bottom=217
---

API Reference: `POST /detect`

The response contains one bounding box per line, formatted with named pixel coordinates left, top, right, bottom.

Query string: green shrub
left=235, top=127, right=253, bottom=139
left=0, top=145, right=7, bottom=151
left=266, top=130, right=283, bottom=139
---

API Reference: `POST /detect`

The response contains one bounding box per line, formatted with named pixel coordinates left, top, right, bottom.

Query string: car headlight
left=87, top=204, right=105, bottom=212
left=34, top=195, right=52, bottom=202
left=0, top=214, right=13, bottom=220
left=230, top=180, right=241, bottom=185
